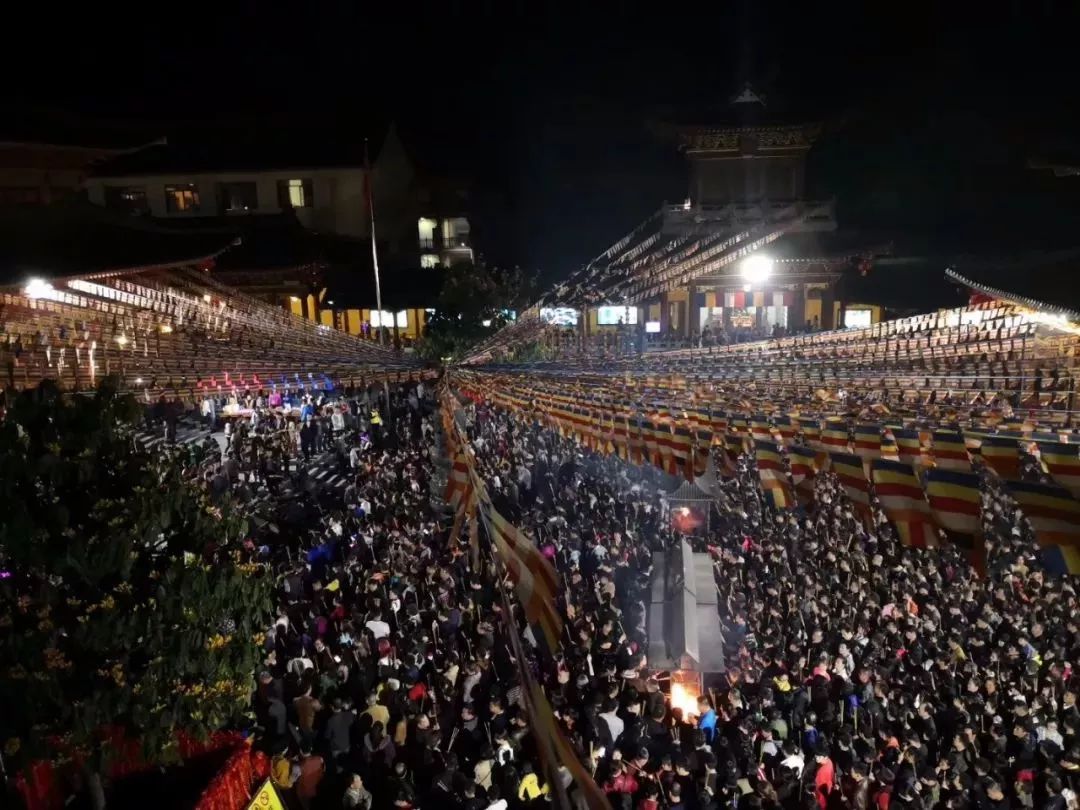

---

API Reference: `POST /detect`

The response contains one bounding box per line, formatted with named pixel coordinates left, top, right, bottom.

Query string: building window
left=164, top=184, right=201, bottom=213
left=103, top=185, right=149, bottom=214
left=441, top=216, right=470, bottom=248
left=217, top=181, right=258, bottom=213
left=420, top=254, right=440, bottom=269
left=277, top=178, right=313, bottom=208
left=0, top=187, right=42, bottom=205
left=417, top=217, right=438, bottom=249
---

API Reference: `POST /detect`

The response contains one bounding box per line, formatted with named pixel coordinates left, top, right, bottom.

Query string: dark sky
left=5, top=1, right=1080, bottom=278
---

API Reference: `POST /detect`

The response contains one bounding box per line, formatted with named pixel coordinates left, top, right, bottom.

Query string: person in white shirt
left=287, top=655, right=314, bottom=677
left=365, top=611, right=390, bottom=640
left=599, top=700, right=624, bottom=745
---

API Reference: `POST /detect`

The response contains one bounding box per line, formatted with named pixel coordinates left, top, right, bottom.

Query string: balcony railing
left=419, top=237, right=436, bottom=249
left=442, top=234, right=471, bottom=249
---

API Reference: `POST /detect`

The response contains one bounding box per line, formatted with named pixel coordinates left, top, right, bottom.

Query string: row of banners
left=453, top=372, right=1080, bottom=576
left=438, top=388, right=611, bottom=809
left=451, top=372, right=1080, bottom=488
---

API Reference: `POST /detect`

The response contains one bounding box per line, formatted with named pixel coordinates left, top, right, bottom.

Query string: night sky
left=5, top=2, right=1080, bottom=282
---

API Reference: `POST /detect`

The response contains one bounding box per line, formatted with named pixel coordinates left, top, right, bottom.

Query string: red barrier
left=193, top=745, right=270, bottom=810
left=14, top=730, right=248, bottom=810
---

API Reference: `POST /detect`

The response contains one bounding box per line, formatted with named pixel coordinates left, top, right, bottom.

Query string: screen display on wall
left=597, top=305, right=638, bottom=325
left=645, top=321, right=661, bottom=333
left=370, top=310, right=408, bottom=328
left=540, top=307, right=579, bottom=326
left=844, top=308, right=872, bottom=329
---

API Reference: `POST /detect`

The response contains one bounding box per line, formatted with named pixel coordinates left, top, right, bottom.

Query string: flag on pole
left=924, top=468, right=985, bottom=573
left=628, top=414, right=645, bottom=465
left=693, top=427, right=714, bottom=476
left=1005, top=480, right=1080, bottom=575
left=657, top=421, right=678, bottom=476
left=1037, top=442, right=1080, bottom=499
left=888, top=427, right=923, bottom=466
left=527, top=681, right=612, bottom=809
left=774, top=415, right=797, bottom=447
left=829, top=451, right=872, bottom=520
left=613, top=412, right=629, bottom=460
left=467, top=488, right=480, bottom=571
left=754, top=440, right=795, bottom=510
left=799, top=417, right=822, bottom=449
left=787, top=444, right=819, bottom=508
left=484, top=501, right=563, bottom=656
left=931, top=430, right=971, bottom=471
left=671, top=423, right=695, bottom=480
left=870, top=459, right=938, bottom=548
left=924, top=469, right=982, bottom=534
left=750, top=417, right=773, bottom=443
left=975, top=435, right=1022, bottom=480
left=445, top=451, right=471, bottom=511
left=822, top=419, right=851, bottom=452
left=600, top=410, right=616, bottom=455
left=853, top=423, right=883, bottom=461
left=642, top=417, right=661, bottom=467
left=719, top=431, right=742, bottom=477
left=447, top=478, right=475, bottom=546
left=727, top=426, right=750, bottom=454
left=710, top=408, right=729, bottom=436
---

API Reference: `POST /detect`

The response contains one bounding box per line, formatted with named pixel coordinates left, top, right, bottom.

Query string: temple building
left=542, top=86, right=889, bottom=347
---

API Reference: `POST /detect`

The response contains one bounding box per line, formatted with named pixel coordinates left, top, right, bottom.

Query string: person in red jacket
left=637, top=781, right=661, bottom=810
left=813, top=748, right=836, bottom=810
left=605, top=759, right=640, bottom=797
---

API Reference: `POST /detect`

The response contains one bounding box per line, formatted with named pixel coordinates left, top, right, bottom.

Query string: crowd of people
left=181, top=375, right=1080, bottom=810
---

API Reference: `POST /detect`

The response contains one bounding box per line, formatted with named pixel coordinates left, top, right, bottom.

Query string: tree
left=0, top=380, right=272, bottom=804
left=416, top=262, right=536, bottom=362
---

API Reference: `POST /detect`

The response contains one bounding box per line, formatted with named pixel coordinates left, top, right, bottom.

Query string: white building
left=83, top=126, right=474, bottom=269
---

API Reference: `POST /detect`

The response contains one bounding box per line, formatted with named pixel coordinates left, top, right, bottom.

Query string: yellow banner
left=246, top=779, right=286, bottom=810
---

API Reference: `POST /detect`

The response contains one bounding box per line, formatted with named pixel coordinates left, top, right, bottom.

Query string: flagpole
left=365, top=137, right=392, bottom=428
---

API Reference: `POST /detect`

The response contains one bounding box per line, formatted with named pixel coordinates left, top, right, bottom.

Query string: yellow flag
left=247, top=779, right=286, bottom=810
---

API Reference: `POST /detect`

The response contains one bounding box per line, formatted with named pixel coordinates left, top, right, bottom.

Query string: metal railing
left=442, top=234, right=471, bottom=249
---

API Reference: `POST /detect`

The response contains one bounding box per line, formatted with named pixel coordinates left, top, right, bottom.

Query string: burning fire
left=665, top=678, right=699, bottom=717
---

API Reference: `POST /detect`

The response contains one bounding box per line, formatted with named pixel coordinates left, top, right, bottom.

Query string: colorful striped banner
left=829, top=451, right=872, bottom=514
left=923, top=466, right=985, bottom=573
left=1006, top=479, right=1080, bottom=544
left=1037, top=442, right=1080, bottom=499
left=485, top=501, right=563, bottom=656
left=870, top=459, right=938, bottom=548
left=931, top=430, right=971, bottom=471
left=755, top=440, right=795, bottom=510
left=787, top=444, right=819, bottom=508
left=774, top=415, right=797, bottom=447
left=885, top=427, right=920, bottom=466
left=799, top=417, right=822, bottom=449
left=976, top=435, right=1022, bottom=480
left=822, top=420, right=851, bottom=452
left=853, top=423, right=883, bottom=461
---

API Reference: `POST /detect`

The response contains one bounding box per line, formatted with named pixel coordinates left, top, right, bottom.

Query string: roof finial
left=731, top=83, right=766, bottom=106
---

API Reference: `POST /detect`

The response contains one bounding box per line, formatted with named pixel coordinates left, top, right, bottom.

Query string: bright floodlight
left=741, top=254, right=773, bottom=285
left=24, top=278, right=53, bottom=299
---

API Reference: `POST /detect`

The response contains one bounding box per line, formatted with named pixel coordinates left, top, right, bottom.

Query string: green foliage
left=0, top=380, right=273, bottom=770
left=416, top=263, right=537, bottom=362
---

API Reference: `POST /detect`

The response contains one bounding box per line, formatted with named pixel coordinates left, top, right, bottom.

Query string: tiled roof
left=0, top=202, right=234, bottom=284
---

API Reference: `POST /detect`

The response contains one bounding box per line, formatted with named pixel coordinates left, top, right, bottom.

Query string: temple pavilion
left=539, top=86, right=888, bottom=346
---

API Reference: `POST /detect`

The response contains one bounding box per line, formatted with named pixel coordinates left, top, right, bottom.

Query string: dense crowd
left=183, top=377, right=1080, bottom=810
